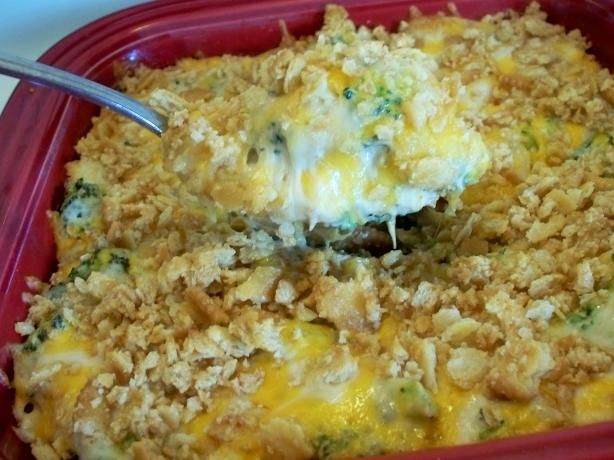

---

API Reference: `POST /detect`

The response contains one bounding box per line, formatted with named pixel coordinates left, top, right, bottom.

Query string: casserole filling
left=12, top=3, right=614, bottom=459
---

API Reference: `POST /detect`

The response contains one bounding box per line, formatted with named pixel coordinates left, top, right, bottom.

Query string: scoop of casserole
left=158, top=6, right=490, bottom=230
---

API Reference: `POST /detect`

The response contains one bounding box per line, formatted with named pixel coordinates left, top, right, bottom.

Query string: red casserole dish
left=1, top=0, right=614, bottom=458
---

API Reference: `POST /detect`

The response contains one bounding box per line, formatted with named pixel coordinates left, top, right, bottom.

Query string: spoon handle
left=0, top=51, right=167, bottom=135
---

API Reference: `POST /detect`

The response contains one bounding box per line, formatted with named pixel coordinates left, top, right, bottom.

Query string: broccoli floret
left=68, top=248, right=130, bottom=282
left=313, top=431, right=355, bottom=459
left=107, top=252, right=130, bottom=276
left=23, top=327, right=48, bottom=353
left=59, top=178, right=101, bottom=234
left=44, top=283, right=71, bottom=308
left=572, top=135, right=595, bottom=159
left=45, top=282, right=67, bottom=300
left=395, top=379, right=438, bottom=418
left=68, top=256, right=96, bottom=282
left=520, top=128, right=539, bottom=152
left=376, top=378, right=438, bottom=422
left=373, top=86, right=402, bottom=119
left=568, top=303, right=597, bottom=330
left=327, top=34, right=348, bottom=45
left=109, top=253, right=129, bottom=270
left=51, top=314, right=65, bottom=330
left=22, top=313, right=66, bottom=353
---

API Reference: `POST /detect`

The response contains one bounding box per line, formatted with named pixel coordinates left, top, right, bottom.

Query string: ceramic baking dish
left=1, top=0, right=613, bottom=458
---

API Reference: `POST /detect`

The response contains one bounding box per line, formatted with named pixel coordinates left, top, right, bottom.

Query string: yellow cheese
left=574, top=374, right=614, bottom=424
left=565, top=122, right=587, bottom=151
left=422, top=40, right=444, bottom=56
left=251, top=322, right=435, bottom=456
left=435, top=371, right=554, bottom=445
left=35, top=367, right=94, bottom=441
left=461, top=176, right=515, bottom=206
left=496, top=56, right=517, bottom=75
left=186, top=321, right=435, bottom=457
left=411, top=17, right=470, bottom=57
left=327, top=67, right=351, bottom=95
left=18, top=328, right=99, bottom=443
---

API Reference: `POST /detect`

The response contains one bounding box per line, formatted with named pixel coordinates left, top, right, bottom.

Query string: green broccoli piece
left=68, top=256, right=97, bottom=282
left=313, top=431, right=356, bottom=459
left=568, top=303, right=597, bottom=330
left=373, top=86, right=402, bottom=119
left=22, top=312, right=66, bottom=353
left=45, top=282, right=67, bottom=301
left=106, top=252, right=130, bottom=276
left=23, top=327, right=48, bottom=353
left=68, top=248, right=130, bottom=282
left=376, top=378, right=438, bottom=421
left=59, top=178, right=101, bottom=234
left=396, top=379, right=438, bottom=418
left=44, top=282, right=70, bottom=308
left=572, top=135, right=595, bottom=159
left=51, top=314, right=65, bottom=330
left=520, top=128, right=539, bottom=152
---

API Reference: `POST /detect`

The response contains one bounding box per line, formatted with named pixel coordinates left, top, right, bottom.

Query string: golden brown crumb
left=487, top=339, right=554, bottom=401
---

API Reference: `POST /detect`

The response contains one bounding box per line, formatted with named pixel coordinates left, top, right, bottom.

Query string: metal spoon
left=0, top=51, right=167, bottom=135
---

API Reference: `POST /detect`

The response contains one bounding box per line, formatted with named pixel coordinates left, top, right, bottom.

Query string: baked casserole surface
left=12, top=3, right=614, bottom=459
